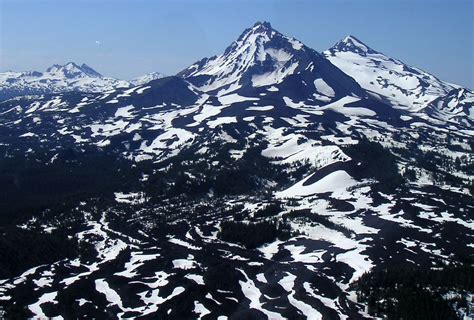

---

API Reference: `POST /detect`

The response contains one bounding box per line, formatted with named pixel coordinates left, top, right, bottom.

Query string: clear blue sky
left=0, top=0, right=472, bottom=88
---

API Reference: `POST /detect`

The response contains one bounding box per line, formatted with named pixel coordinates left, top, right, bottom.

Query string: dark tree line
left=141, top=144, right=301, bottom=200
left=0, top=146, right=145, bottom=226
left=353, top=264, right=474, bottom=320
left=343, top=139, right=404, bottom=192
left=218, top=219, right=292, bottom=249
left=0, top=226, right=96, bottom=279
left=253, top=202, right=282, bottom=219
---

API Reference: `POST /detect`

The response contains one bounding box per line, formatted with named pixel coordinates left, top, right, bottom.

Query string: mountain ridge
left=0, top=63, right=165, bottom=101
left=324, top=34, right=473, bottom=124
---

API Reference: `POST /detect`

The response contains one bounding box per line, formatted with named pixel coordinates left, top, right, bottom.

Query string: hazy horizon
left=1, top=0, right=472, bottom=88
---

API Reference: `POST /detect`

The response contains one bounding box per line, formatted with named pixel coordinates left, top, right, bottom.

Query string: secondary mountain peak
left=130, top=71, right=166, bottom=86
left=0, top=62, right=129, bottom=101
left=329, top=35, right=377, bottom=55
left=323, top=34, right=469, bottom=119
left=80, top=63, right=103, bottom=77
left=46, top=62, right=103, bottom=78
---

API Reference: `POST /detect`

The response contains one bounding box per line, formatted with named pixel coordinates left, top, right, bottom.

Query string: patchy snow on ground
left=114, top=192, right=146, bottom=204
left=207, top=117, right=238, bottom=128
left=194, top=301, right=211, bottom=319
left=276, top=169, right=357, bottom=198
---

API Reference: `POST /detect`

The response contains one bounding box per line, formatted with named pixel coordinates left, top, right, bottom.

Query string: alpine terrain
left=0, top=63, right=165, bottom=102
left=0, top=22, right=472, bottom=319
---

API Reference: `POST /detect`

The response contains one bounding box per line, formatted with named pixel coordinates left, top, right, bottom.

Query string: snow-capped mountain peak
left=328, top=35, right=378, bottom=55
left=130, top=71, right=166, bottom=86
left=253, top=20, right=272, bottom=29
left=178, top=21, right=306, bottom=92
left=0, top=62, right=169, bottom=101
left=46, top=62, right=103, bottom=79
left=323, top=36, right=473, bottom=122
left=228, top=20, right=304, bottom=56
left=79, top=63, right=103, bottom=77
left=0, top=63, right=129, bottom=101
left=240, top=21, right=274, bottom=39
left=179, top=21, right=363, bottom=99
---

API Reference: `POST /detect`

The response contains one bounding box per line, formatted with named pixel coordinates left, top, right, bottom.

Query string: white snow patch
left=207, top=117, right=237, bottom=128
left=277, top=169, right=358, bottom=198
left=314, top=78, right=335, bottom=97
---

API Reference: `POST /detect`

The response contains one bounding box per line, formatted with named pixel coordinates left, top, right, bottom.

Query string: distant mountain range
left=130, top=71, right=167, bottom=86
left=0, top=62, right=165, bottom=101
left=0, top=21, right=472, bottom=319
